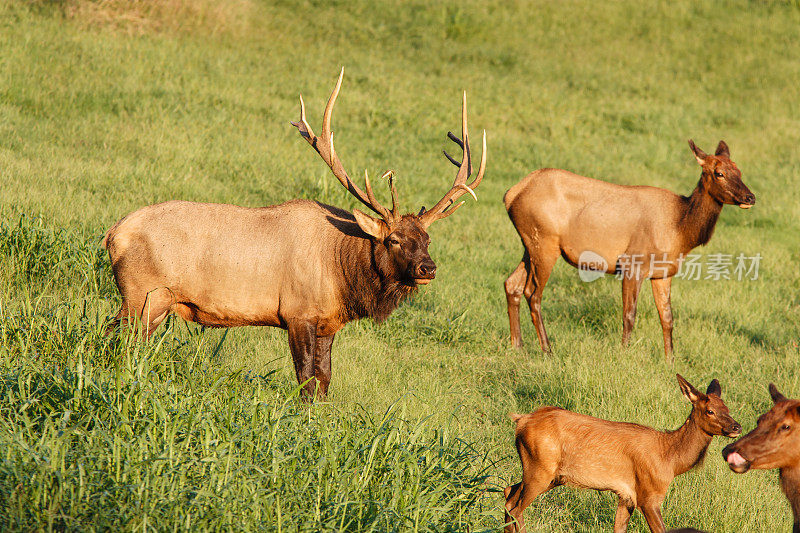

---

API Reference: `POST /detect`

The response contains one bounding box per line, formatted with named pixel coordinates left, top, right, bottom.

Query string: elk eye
left=714, top=171, right=724, bottom=179
left=388, top=238, right=400, bottom=246
left=781, top=424, right=791, bottom=431
left=706, top=409, right=715, bottom=415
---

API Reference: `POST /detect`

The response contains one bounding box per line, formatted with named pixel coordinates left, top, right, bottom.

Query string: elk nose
left=731, top=422, right=742, bottom=433
left=721, top=443, right=734, bottom=459
left=416, top=262, right=436, bottom=278
left=744, top=193, right=756, bottom=205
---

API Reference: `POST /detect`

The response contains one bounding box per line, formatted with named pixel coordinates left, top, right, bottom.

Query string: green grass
left=1, top=0, right=800, bottom=530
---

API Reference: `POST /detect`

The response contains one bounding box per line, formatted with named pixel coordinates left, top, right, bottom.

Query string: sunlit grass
left=1, top=0, right=799, bottom=530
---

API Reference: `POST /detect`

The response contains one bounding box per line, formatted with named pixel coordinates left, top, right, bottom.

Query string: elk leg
left=504, top=473, right=552, bottom=533
left=106, top=300, right=134, bottom=336
left=621, top=275, right=644, bottom=347
left=287, top=321, right=317, bottom=401
left=503, top=483, right=523, bottom=533
left=139, top=287, right=175, bottom=338
left=314, top=334, right=335, bottom=399
left=505, top=439, right=556, bottom=533
left=505, top=256, right=528, bottom=349
left=613, top=496, right=635, bottom=533
left=650, top=278, right=674, bottom=359
left=640, top=504, right=666, bottom=533
left=524, top=244, right=559, bottom=353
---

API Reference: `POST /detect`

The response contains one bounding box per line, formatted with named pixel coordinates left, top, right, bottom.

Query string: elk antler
left=291, top=68, right=399, bottom=223
left=419, top=91, right=486, bottom=228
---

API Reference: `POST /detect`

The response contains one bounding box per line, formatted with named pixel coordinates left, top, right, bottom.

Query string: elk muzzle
left=412, top=259, right=437, bottom=284
left=738, top=192, right=756, bottom=209
left=737, top=189, right=756, bottom=209
left=725, top=421, right=743, bottom=438
left=722, top=444, right=751, bottom=473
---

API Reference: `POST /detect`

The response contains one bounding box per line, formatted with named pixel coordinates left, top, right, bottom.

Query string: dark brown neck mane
left=339, top=233, right=416, bottom=324
left=679, top=179, right=723, bottom=250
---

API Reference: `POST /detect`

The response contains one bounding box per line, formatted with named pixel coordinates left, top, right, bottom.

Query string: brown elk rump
left=104, top=69, right=486, bottom=400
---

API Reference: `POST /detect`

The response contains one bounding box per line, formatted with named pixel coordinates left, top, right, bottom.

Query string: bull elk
left=503, top=140, right=755, bottom=357
left=103, top=69, right=486, bottom=399
left=503, top=374, right=741, bottom=533
left=723, top=384, right=800, bottom=532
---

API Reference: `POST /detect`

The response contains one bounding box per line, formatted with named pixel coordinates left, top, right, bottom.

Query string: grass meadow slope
left=1, top=0, right=799, bottom=531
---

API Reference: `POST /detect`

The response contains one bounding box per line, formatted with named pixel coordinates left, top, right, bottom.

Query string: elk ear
left=688, top=139, right=708, bottom=165
left=677, top=373, right=702, bottom=403
left=769, top=383, right=788, bottom=404
left=715, top=140, right=730, bottom=158
left=353, top=209, right=389, bottom=240
left=706, top=379, right=722, bottom=397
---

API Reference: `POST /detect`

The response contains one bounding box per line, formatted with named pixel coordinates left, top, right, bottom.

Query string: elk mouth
left=413, top=273, right=436, bottom=285
left=724, top=422, right=743, bottom=438
left=410, top=262, right=436, bottom=285
left=737, top=193, right=756, bottom=209
left=723, top=448, right=751, bottom=473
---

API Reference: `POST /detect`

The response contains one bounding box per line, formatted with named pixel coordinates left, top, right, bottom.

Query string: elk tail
left=101, top=226, right=115, bottom=250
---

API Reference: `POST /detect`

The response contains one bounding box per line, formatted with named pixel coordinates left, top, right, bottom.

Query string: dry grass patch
left=31, top=0, right=254, bottom=36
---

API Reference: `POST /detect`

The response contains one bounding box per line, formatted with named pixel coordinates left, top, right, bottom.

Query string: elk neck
left=661, top=409, right=713, bottom=477
left=779, top=466, right=800, bottom=518
left=338, top=232, right=416, bottom=324
left=678, top=179, right=724, bottom=250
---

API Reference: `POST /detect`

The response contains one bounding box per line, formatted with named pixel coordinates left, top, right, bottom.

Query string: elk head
left=291, top=68, right=486, bottom=287
left=677, top=374, right=741, bottom=438
left=688, top=139, right=756, bottom=209
left=723, top=384, right=800, bottom=473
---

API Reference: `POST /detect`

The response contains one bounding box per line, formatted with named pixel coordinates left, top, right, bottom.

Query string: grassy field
left=1, top=0, right=799, bottom=530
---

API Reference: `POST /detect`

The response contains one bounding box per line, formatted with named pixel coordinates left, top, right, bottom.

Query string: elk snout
left=413, top=260, right=437, bottom=284
left=726, top=421, right=742, bottom=438
left=722, top=444, right=751, bottom=473
left=738, top=190, right=756, bottom=209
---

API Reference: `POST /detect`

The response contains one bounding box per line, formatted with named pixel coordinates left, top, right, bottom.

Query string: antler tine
left=469, top=129, right=487, bottom=190
left=443, top=144, right=461, bottom=167
left=296, top=94, right=315, bottom=140
left=419, top=92, right=486, bottom=228
left=422, top=200, right=466, bottom=224
left=322, top=67, right=344, bottom=142
left=381, top=170, right=400, bottom=221
left=364, top=170, right=391, bottom=221
left=291, top=68, right=393, bottom=221
left=454, top=91, right=472, bottom=184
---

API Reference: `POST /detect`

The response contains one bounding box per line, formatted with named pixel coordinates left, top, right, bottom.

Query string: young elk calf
left=503, top=141, right=755, bottom=357
left=722, top=384, right=800, bottom=532
left=504, top=375, right=741, bottom=533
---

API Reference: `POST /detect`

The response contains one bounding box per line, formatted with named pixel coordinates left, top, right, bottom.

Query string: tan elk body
left=104, top=199, right=384, bottom=336
left=104, top=69, right=486, bottom=399
left=723, top=385, right=800, bottom=533
left=503, top=141, right=755, bottom=356
left=504, top=375, right=741, bottom=533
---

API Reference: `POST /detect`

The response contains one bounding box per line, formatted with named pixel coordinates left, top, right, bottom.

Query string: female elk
left=504, top=375, right=741, bottom=533
left=723, top=384, right=800, bottom=532
left=103, top=69, right=486, bottom=400
left=503, top=140, right=755, bottom=357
